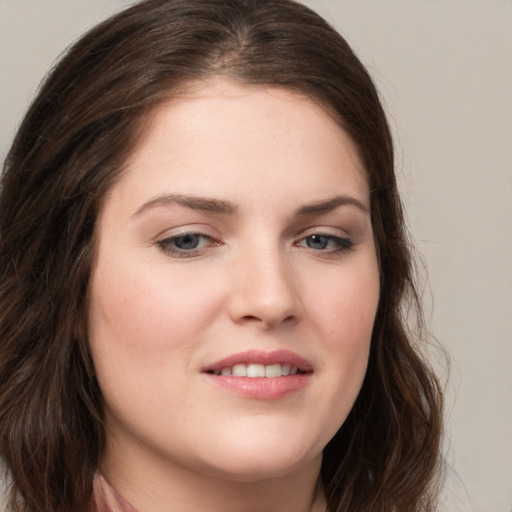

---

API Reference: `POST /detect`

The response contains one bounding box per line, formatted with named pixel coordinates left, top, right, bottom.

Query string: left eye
left=157, top=233, right=215, bottom=256
left=297, top=234, right=354, bottom=252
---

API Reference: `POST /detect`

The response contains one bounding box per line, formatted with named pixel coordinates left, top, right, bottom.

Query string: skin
left=88, top=78, right=380, bottom=512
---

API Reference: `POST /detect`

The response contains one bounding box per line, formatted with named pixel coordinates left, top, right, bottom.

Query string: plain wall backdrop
left=1, top=1, right=511, bottom=511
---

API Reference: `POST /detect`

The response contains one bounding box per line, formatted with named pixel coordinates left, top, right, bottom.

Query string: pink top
left=92, top=474, right=138, bottom=512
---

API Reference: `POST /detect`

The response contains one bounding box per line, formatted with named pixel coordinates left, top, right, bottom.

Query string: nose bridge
left=229, top=236, right=301, bottom=328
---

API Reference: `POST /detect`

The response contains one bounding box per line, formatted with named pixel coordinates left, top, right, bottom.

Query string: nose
left=227, top=246, right=302, bottom=329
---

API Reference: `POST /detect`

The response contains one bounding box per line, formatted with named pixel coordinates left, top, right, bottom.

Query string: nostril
left=241, top=315, right=263, bottom=322
left=238, top=313, right=295, bottom=329
left=280, top=315, right=296, bottom=326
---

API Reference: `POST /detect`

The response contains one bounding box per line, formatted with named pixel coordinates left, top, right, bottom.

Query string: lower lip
left=203, top=374, right=312, bottom=400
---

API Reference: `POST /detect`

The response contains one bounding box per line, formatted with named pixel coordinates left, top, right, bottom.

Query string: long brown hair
left=0, top=1, right=443, bottom=511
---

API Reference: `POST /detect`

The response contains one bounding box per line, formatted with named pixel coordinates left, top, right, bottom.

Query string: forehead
left=111, top=78, right=369, bottom=213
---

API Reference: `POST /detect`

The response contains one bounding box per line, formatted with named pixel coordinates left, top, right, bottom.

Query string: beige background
left=1, top=1, right=511, bottom=511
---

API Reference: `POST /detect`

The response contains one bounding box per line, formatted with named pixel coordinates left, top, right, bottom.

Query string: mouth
left=206, top=362, right=306, bottom=377
left=202, top=349, right=313, bottom=377
left=201, top=350, right=313, bottom=399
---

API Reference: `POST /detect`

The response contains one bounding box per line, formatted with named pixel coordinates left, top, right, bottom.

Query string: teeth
left=265, top=363, right=281, bottom=378
left=247, top=363, right=265, bottom=377
left=232, top=364, right=247, bottom=377
left=213, top=363, right=303, bottom=378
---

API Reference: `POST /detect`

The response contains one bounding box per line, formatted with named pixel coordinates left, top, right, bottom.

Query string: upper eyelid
left=158, top=231, right=353, bottom=249
left=154, top=225, right=352, bottom=241
left=159, top=232, right=217, bottom=247
left=294, top=225, right=351, bottom=239
left=154, top=224, right=219, bottom=242
left=296, top=233, right=354, bottom=245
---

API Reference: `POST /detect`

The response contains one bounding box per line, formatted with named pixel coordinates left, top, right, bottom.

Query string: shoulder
left=0, top=460, right=12, bottom=512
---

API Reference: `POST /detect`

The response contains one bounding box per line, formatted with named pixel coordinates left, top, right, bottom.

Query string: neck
left=100, top=443, right=326, bottom=512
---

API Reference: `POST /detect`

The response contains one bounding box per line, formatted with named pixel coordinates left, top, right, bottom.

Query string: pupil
left=175, top=234, right=199, bottom=250
left=308, top=234, right=328, bottom=249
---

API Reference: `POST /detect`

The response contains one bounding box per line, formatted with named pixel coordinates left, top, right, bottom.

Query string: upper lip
left=202, top=349, right=313, bottom=373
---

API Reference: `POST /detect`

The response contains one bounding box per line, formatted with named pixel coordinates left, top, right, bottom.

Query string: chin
left=193, top=433, right=324, bottom=483
left=202, top=456, right=319, bottom=484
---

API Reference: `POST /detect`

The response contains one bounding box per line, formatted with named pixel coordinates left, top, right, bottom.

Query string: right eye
left=157, top=232, right=219, bottom=258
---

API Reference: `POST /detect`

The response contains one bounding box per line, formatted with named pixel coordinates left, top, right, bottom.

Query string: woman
left=0, top=0, right=443, bottom=511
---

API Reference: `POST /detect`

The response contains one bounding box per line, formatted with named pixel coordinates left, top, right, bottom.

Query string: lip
left=202, top=349, right=313, bottom=374
left=202, top=349, right=313, bottom=400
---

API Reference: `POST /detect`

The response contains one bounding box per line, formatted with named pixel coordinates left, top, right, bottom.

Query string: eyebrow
left=132, top=193, right=237, bottom=218
left=296, top=195, right=369, bottom=215
left=132, top=193, right=368, bottom=219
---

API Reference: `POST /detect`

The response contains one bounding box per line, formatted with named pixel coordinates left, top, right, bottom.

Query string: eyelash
left=156, top=232, right=355, bottom=259
left=295, top=233, right=355, bottom=256
left=157, top=232, right=218, bottom=257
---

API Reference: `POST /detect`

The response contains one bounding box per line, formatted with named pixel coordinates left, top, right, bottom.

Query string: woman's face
left=89, top=79, right=380, bottom=483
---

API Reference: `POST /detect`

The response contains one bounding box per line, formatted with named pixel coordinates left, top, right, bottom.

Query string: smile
left=202, top=350, right=313, bottom=399
left=207, top=363, right=302, bottom=377
left=202, top=349, right=313, bottom=376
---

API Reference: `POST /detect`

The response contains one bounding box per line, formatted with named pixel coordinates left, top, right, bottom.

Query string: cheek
left=87, top=263, right=223, bottom=427
left=89, top=261, right=220, bottom=360
left=310, top=261, right=379, bottom=341
left=307, top=260, right=379, bottom=394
